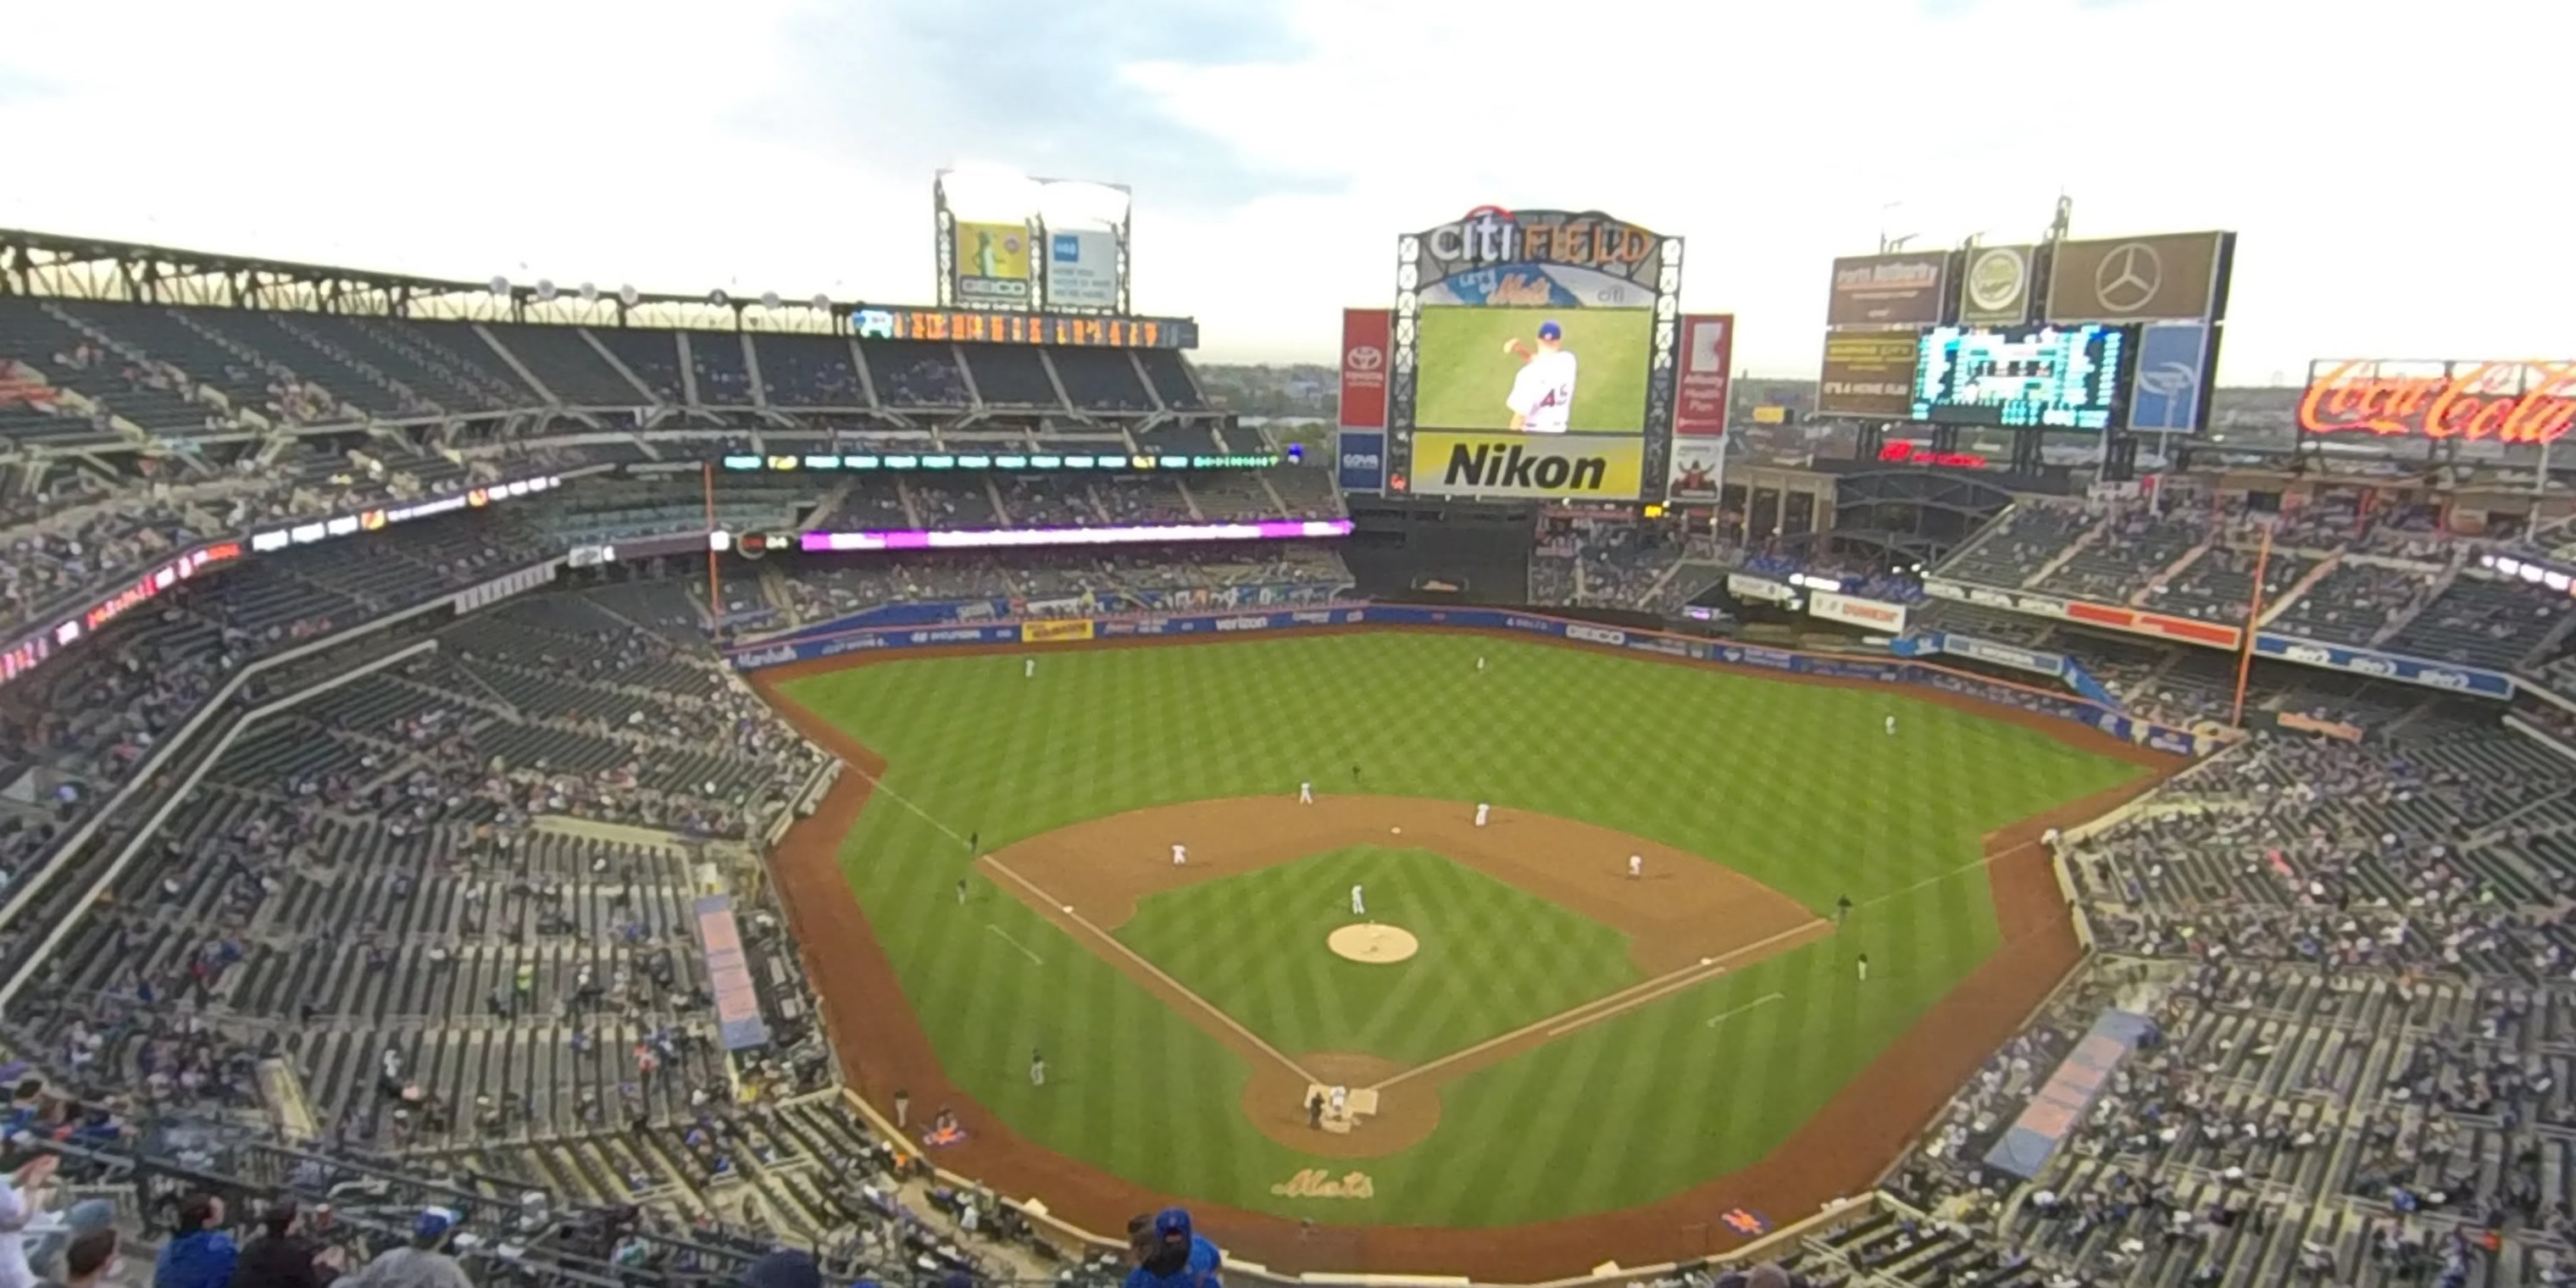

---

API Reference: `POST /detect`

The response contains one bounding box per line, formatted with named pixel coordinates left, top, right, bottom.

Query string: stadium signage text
left=1563, top=624, right=1626, bottom=647
left=1408, top=433, right=1646, bottom=500
left=1425, top=209, right=1657, bottom=271
left=1878, top=441, right=1990, bottom=469
left=1269, top=1169, right=1375, bottom=1200
left=2298, top=359, right=2576, bottom=445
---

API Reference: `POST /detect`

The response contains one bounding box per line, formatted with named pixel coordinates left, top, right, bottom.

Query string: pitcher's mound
left=1328, top=924, right=1419, bottom=964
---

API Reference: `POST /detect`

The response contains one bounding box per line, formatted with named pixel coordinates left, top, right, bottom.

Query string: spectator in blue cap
left=1124, top=1208, right=1219, bottom=1288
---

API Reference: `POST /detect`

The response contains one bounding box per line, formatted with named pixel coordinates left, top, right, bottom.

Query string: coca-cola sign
left=2298, top=359, right=2576, bottom=445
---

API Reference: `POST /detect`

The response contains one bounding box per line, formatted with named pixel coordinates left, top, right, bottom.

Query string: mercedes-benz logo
left=1347, top=346, right=1385, bottom=373
left=2094, top=242, right=2163, bottom=314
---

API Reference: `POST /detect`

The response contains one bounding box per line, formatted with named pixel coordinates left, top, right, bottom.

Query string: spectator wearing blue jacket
left=1124, top=1208, right=1219, bottom=1288
left=156, top=1193, right=239, bottom=1288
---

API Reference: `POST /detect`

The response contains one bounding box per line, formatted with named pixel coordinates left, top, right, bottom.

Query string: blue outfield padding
left=724, top=604, right=2220, bottom=758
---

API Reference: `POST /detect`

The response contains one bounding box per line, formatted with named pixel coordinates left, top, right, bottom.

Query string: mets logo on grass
left=1411, top=431, right=1643, bottom=500
left=1021, top=619, right=1094, bottom=644
left=1270, top=1169, right=1375, bottom=1199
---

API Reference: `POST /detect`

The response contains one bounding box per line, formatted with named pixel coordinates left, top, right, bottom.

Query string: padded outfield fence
left=724, top=602, right=2223, bottom=760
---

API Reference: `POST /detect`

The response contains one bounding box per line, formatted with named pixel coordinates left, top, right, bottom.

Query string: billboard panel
left=1810, top=591, right=1909, bottom=634
left=1339, top=308, right=1391, bottom=430
left=2045, top=232, right=2229, bottom=324
left=953, top=221, right=1035, bottom=305
left=1668, top=314, right=1733, bottom=501
left=1414, top=305, right=1652, bottom=434
left=1912, top=324, right=2135, bottom=431
left=2127, top=321, right=2213, bottom=432
left=1408, top=431, right=1643, bottom=500
left=1337, top=430, right=1386, bottom=492
left=1826, top=252, right=1949, bottom=329
left=1958, top=245, right=2037, bottom=325
left=1818, top=330, right=1922, bottom=418
left=1407, top=208, right=1666, bottom=306
left=2297, top=360, right=2576, bottom=445
left=1045, top=229, right=1120, bottom=309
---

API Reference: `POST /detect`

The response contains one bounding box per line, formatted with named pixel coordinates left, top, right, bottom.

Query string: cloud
left=0, top=0, right=2569, bottom=382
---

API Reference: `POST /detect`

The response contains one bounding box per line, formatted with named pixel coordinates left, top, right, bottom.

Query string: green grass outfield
left=1413, top=305, right=1651, bottom=432
left=777, top=632, right=2146, bottom=1227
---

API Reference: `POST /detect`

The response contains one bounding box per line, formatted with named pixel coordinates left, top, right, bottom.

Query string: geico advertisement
left=1409, top=432, right=1643, bottom=499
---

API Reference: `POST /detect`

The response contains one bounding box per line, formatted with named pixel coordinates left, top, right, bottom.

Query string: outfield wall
left=724, top=603, right=2219, bottom=758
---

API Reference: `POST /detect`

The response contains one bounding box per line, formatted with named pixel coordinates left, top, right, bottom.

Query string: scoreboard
left=1912, top=324, right=2134, bottom=431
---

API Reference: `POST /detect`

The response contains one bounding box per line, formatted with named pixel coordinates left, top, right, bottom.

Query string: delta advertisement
left=953, top=220, right=1035, bottom=305
left=724, top=604, right=2217, bottom=755
left=1407, top=431, right=1644, bottom=500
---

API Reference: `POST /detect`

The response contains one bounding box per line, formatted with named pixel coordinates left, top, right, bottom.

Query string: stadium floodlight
left=535, top=280, right=558, bottom=303
left=709, top=290, right=730, bottom=307
left=619, top=285, right=639, bottom=307
left=579, top=282, right=598, bottom=302
left=811, top=294, right=831, bottom=311
left=487, top=276, right=509, bottom=297
left=761, top=291, right=782, bottom=310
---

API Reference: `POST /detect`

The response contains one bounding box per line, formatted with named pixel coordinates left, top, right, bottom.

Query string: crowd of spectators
left=767, top=545, right=1352, bottom=627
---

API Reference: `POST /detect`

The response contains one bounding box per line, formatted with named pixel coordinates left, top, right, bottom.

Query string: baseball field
left=1413, top=305, right=1652, bottom=432
left=755, top=630, right=2163, bottom=1274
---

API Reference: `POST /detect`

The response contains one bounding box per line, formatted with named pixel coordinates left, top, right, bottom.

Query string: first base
left=1063, top=905, right=1074, bottom=913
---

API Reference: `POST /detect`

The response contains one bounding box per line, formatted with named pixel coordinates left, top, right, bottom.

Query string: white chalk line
left=1704, top=991, right=1788, bottom=1028
left=983, top=923, right=1045, bottom=966
left=980, top=853, right=1319, bottom=1088
left=1372, top=915, right=1830, bottom=1093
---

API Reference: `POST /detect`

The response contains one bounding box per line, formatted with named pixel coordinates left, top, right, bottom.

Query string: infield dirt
left=750, top=628, right=2174, bottom=1279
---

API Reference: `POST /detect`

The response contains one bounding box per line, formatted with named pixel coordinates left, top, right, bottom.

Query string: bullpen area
left=749, top=629, right=2168, bottom=1277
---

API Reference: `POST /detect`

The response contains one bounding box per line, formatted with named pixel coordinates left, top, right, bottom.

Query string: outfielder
left=1351, top=884, right=1366, bottom=918
left=1474, top=802, right=1491, bottom=827
left=1885, top=713, right=1897, bottom=736
left=1024, top=658, right=1035, bottom=679
left=1299, top=781, right=1313, bottom=805
left=1171, top=843, right=1187, bottom=867
left=1503, top=320, right=1578, bottom=433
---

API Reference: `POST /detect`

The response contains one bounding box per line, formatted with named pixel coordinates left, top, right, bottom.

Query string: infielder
left=1857, top=952, right=1870, bottom=982
left=1503, top=319, right=1578, bottom=433
left=1329, top=1085, right=1348, bottom=1121
left=1474, top=802, right=1491, bottom=827
left=1299, top=781, right=1313, bottom=805
left=1628, top=854, right=1642, bottom=880
left=1171, top=843, right=1187, bottom=867
left=1351, top=884, right=1366, bottom=918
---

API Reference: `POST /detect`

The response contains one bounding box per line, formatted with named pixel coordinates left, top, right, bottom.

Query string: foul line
left=983, top=923, right=1045, bottom=966
left=1369, top=916, right=1829, bottom=1094
left=1857, top=846, right=2026, bottom=913
left=1704, top=992, right=1787, bottom=1028
left=981, top=853, right=1319, bottom=1087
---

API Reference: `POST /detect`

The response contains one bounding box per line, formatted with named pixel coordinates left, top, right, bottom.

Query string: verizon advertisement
left=1809, top=591, right=1909, bottom=634
left=1339, top=308, right=1391, bottom=430
left=1668, top=314, right=1734, bottom=502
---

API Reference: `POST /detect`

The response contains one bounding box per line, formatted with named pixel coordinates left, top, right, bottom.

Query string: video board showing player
left=1911, top=324, right=2135, bottom=431
left=1413, top=306, right=1652, bottom=434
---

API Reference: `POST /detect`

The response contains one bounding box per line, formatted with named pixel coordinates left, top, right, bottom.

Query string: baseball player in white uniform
left=1503, top=320, right=1578, bottom=433
left=1024, top=658, right=1035, bottom=679
left=1351, top=884, right=1366, bottom=918
left=1628, top=854, right=1643, bottom=880
left=1299, top=781, right=1313, bottom=805
left=1474, top=802, right=1491, bottom=827
left=1885, top=713, right=1897, bottom=736
left=1171, top=843, right=1187, bottom=867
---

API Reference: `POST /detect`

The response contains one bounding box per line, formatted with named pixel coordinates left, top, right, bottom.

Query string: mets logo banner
left=1021, top=619, right=1096, bottom=644
left=953, top=220, right=1034, bottom=305
left=1409, top=432, right=1643, bottom=500
left=1405, top=208, right=1670, bottom=308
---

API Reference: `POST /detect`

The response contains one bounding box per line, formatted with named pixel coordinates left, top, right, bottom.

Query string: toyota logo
left=2093, top=242, right=2163, bottom=314
left=1346, top=346, right=1385, bottom=373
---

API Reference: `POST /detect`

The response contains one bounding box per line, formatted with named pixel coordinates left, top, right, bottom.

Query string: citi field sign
left=2299, top=359, right=2576, bottom=445
left=1407, top=208, right=1672, bottom=305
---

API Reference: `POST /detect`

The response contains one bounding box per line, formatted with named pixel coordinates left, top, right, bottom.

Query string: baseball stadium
left=3, top=173, right=2576, bottom=1288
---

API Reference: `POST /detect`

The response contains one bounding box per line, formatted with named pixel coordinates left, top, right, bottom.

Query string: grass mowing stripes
left=1118, top=847, right=1641, bottom=1065
left=778, top=632, right=2146, bottom=1226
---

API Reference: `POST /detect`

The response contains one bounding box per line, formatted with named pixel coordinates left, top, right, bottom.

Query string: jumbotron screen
left=1911, top=324, right=2134, bottom=430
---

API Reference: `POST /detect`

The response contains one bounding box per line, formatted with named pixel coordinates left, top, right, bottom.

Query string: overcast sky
left=3, top=0, right=2566, bottom=382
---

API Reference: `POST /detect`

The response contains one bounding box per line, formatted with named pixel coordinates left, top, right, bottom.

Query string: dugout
left=1341, top=497, right=1537, bottom=605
